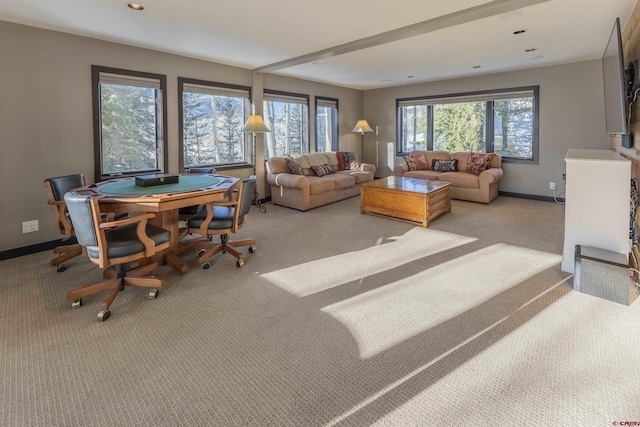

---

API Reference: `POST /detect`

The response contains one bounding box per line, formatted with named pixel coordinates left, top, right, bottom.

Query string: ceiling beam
left=254, top=0, right=551, bottom=73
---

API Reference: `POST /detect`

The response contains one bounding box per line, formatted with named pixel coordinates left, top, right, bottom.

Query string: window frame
left=263, top=89, right=310, bottom=159
left=315, top=96, right=339, bottom=152
left=91, top=65, right=168, bottom=182
left=178, top=77, right=252, bottom=171
left=396, top=86, right=539, bottom=164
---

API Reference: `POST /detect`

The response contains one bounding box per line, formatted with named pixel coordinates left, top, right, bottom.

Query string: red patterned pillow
left=311, top=164, right=335, bottom=177
left=465, top=153, right=496, bottom=175
left=336, top=151, right=347, bottom=171
left=410, top=152, right=429, bottom=170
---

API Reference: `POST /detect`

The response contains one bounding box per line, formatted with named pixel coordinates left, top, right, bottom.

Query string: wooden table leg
left=150, top=209, right=189, bottom=275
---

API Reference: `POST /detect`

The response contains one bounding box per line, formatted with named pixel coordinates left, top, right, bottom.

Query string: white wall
left=364, top=59, right=610, bottom=196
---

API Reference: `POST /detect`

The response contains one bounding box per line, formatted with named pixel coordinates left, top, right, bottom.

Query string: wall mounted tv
left=602, top=17, right=634, bottom=148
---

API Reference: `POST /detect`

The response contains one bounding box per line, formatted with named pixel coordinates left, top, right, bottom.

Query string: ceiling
left=0, top=0, right=636, bottom=90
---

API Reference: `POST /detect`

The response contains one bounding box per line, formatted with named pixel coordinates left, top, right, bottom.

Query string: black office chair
left=179, top=176, right=256, bottom=269
left=64, top=192, right=171, bottom=321
left=179, top=167, right=217, bottom=218
left=43, top=174, right=87, bottom=272
left=44, top=174, right=128, bottom=272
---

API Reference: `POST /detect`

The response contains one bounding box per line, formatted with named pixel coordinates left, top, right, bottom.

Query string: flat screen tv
left=602, top=17, right=633, bottom=148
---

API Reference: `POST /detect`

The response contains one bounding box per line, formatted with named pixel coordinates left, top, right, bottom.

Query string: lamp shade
left=241, top=115, right=271, bottom=133
left=351, top=120, right=374, bottom=134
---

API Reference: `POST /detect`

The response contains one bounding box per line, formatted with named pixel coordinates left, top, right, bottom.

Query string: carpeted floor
left=1, top=195, right=639, bottom=426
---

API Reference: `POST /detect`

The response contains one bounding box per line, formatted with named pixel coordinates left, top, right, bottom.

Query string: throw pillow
left=349, top=161, right=361, bottom=171
left=310, top=164, right=334, bottom=177
left=465, top=153, right=496, bottom=175
left=336, top=151, right=347, bottom=171
left=403, top=155, right=418, bottom=171
left=285, top=156, right=304, bottom=175
left=411, top=152, right=430, bottom=170
left=432, top=159, right=458, bottom=172
left=344, top=152, right=358, bottom=170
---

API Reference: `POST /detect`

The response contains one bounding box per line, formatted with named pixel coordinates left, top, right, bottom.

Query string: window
left=263, top=91, right=309, bottom=159
left=178, top=78, right=251, bottom=169
left=315, top=97, right=338, bottom=152
left=397, top=86, right=539, bottom=163
left=92, top=66, right=167, bottom=181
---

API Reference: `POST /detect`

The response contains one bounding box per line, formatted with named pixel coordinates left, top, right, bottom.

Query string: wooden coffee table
left=360, top=176, right=451, bottom=227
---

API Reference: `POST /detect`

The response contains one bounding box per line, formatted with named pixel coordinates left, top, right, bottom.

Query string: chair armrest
left=99, top=212, right=155, bottom=229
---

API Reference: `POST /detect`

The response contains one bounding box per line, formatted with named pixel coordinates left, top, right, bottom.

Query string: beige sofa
left=266, top=152, right=376, bottom=211
left=394, top=151, right=503, bottom=203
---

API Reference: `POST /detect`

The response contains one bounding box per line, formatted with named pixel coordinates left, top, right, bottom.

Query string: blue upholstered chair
left=64, top=192, right=171, bottom=321
left=179, top=176, right=256, bottom=269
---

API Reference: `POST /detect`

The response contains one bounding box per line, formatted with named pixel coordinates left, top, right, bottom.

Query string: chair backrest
left=44, top=174, right=87, bottom=236
left=45, top=174, right=86, bottom=201
left=187, top=167, right=216, bottom=174
left=64, top=192, right=99, bottom=250
left=235, top=176, right=256, bottom=228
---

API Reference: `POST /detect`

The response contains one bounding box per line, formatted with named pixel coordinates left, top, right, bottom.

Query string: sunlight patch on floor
left=321, top=244, right=562, bottom=359
left=261, top=228, right=476, bottom=297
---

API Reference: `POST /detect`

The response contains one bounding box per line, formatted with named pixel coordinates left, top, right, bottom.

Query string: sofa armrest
left=267, top=173, right=309, bottom=191
left=394, top=163, right=408, bottom=176
left=359, top=163, right=376, bottom=175
left=479, top=168, right=503, bottom=185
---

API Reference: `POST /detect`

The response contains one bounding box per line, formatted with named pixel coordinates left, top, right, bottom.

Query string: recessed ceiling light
left=128, top=3, right=144, bottom=10
left=407, top=75, right=414, bottom=79
left=472, top=65, right=482, bottom=69
left=525, top=48, right=537, bottom=52
left=513, top=30, right=526, bottom=35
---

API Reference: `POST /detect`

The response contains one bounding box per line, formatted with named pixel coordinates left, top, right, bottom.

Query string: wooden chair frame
left=66, top=196, right=171, bottom=321
left=179, top=179, right=255, bottom=268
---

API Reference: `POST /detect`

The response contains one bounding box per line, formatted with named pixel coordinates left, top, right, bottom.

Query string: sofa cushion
left=404, top=170, right=442, bottom=180
left=432, top=159, right=458, bottom=172
left=267, top=157, right=289, bottom=174
left=308, top=177, right=336, bottom=195
left=403, top=155, right=418, bottom=171
left=331, top=174, right=357, bottom=190
left=344, top=152, right=358, bottom=170
left=438, top=171, right=480, bottom=189
left=311, top=164, right=334, bottom=177
left=285, top=157, right=304, bottom=175
left=336, top=152, right=347, bottom=170
left=336, top=170, right=372, bottom=184
left=411, top=152, right=430, bottom=170
left=465, top=153, right=496, bottom=175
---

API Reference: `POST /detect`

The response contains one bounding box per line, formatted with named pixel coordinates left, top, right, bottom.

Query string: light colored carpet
left=1, top=195, right=639, bottom=426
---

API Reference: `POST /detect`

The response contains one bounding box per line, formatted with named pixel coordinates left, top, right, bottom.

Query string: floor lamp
left=241, top=114, right=271, bottom=213
left=351, top=120, right=374, bottom=163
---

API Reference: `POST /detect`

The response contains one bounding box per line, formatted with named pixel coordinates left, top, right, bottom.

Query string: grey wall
left=0, top=21, right=362, bottom=252
left=363, top=60, right=610, bottom=196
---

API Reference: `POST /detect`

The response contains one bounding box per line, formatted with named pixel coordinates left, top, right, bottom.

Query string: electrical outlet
left=549, top=182, right=556, bottom=190
left=22, top=220, right=39, bottom=233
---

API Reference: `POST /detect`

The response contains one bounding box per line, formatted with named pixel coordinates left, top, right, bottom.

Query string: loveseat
left=394, top=151, right=503, bottom=203
left=266, top=152, right=376, bottom=211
